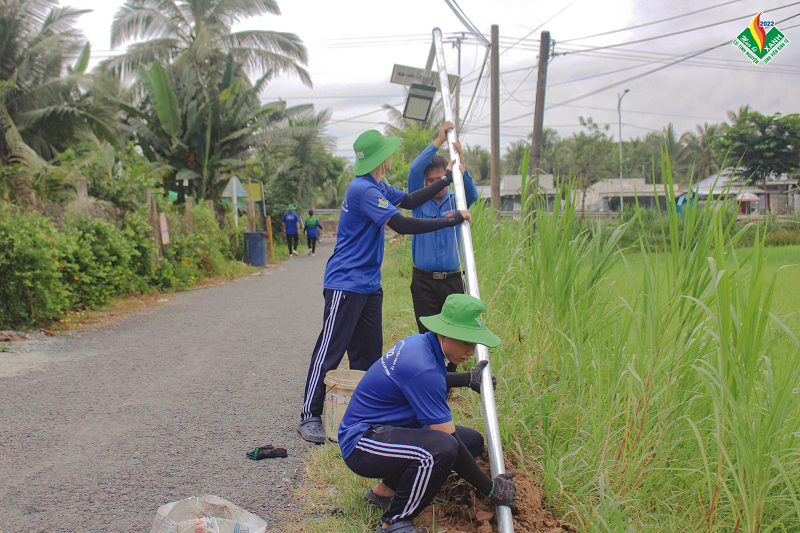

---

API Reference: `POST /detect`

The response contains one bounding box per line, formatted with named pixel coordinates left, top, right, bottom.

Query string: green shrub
left=0, top=206, right=71, bottom=328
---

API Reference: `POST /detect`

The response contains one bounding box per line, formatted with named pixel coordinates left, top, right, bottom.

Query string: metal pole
left=433, top=27, right=514, bottom=533
left=618, top=89, right=629, bottom=214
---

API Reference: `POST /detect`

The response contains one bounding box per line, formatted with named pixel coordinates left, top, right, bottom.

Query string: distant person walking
left=282, top=204, right=301, bottom=256
left=297, top=129, right=472, bottom=443
left=304, top=209, right=323, bottom=256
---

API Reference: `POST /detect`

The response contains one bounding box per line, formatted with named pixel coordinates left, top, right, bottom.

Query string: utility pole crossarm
left=432, top=27, right=515, bottom=533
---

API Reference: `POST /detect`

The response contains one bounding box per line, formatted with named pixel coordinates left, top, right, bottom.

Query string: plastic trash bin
left=243, top=232, right=268, bottom=267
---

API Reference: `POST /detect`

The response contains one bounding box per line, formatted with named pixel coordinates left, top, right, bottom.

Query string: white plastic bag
left=150, top=495, right=268, bottom=533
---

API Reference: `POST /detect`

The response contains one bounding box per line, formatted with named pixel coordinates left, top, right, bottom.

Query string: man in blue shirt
left=298, top=130, right=473, bottom=443
left=339, top=294, right=516, bottom=533
left=281, top=204, right=301, bottom=256
left=408, top=121, right=479, bottom=335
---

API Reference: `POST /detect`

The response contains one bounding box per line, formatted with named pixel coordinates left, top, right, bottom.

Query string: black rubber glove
left=488, top=471, right=517, bottom=507
left=246, top=445, right=288, bottom=460
left=468, top=360, right=497, bottom=393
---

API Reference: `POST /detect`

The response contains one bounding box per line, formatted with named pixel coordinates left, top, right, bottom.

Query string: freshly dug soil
left=414, top=453, right=574, bottom=533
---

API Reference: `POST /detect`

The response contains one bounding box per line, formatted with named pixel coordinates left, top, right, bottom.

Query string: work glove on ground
left=246, top=444, right=288, bottom=460
left=468, top=360, right=497, bottom=394
left=488, top=471, right=517, bottom=507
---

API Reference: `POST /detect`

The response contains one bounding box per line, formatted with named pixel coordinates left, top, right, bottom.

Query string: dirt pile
left=414, top=454, right=574, bottom=533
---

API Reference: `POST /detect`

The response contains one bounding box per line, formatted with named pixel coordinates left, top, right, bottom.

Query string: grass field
left=296, top=190, right=800, bottom=532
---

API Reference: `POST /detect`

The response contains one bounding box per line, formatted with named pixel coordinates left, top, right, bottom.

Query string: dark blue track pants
left=301, top=288, right=383, bottom=420
left=344, top=424, right=484, bottom=525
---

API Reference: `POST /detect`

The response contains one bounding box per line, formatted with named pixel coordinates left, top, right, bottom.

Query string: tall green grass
left=463, top=156, right=800, bottom=531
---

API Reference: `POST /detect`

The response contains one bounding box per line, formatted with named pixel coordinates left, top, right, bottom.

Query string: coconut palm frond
left=226, top=47, right=311, bottom=87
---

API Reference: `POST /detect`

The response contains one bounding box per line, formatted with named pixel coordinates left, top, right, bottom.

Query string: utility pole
left=530, top=31, right=551, bottom=206
left=618, top=89, right=630, bottom=214
left=490, top=25, right=501, bottom=218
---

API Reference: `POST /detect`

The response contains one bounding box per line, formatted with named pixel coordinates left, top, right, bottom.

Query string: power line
left=561, top=1, right=800, bottom=56
left=499, top=0, right=579, bottom=56
left=559, top=0, right=745, bottom=43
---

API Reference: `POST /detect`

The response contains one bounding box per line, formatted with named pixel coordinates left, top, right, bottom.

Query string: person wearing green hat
left=337, top=294, right=516, bottom=533
left=282, top=204, right=301, bottom=256
left=299, top=129, right=473, bottom=443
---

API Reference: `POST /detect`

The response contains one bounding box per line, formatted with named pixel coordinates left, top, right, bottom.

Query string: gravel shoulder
left=0, top=243, right=332, bottom=532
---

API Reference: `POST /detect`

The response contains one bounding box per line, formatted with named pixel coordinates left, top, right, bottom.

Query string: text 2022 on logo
left=732, top=12, right=790, bottom=64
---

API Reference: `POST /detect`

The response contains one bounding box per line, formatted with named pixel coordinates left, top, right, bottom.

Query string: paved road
left=0, top=242, right=333, bottom=532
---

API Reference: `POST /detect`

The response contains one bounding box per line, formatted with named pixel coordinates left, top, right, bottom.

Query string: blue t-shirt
left=304, top=217, right=321, bottom=238
left=338, top=332, right=452, bottom=459
left=323, top=174, right=405, bottom=294
left=282, top=211, right=300, bottom=235
left=408, top=143, right=478, bottom=271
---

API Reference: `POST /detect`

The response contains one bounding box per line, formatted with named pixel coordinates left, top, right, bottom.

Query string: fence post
left=265, top=215, right=275, bottom=262
left=246, top=178, right=257, bottom=232
left=184, top=196, right=195, bottom=233
left=146, top=189, right=162, bottom=256
left=76, top=178, right=89, bottom=214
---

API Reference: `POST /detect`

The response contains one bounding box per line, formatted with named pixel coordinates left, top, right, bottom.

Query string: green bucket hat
left=288, top=204, right=296, bottom=210
left=420, top=294, right=501, bottom=347
left=353, top=130, right=402, bottom=176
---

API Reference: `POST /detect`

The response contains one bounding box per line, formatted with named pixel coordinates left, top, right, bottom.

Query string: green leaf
left=176, top=168, right=200, bottom=182
left=149, top=61, right=181, bottom=138
left=74, top=43, right=90, bottom=74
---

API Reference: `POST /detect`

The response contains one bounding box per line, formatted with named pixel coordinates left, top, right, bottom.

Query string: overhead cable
left=499, top=0, right=578, bottom=55
left=562, top=1, right=800, bottom=55
left=444, top=0, right=490, bottom=45
left=559, top=0, right=745, bottom=43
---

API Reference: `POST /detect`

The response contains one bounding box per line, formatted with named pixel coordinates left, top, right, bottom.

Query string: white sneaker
left=311, top=253, right=316, bottom=257
left=307, top=249, right=312, bottom=256
left=292, top=250, right=300, bottom=256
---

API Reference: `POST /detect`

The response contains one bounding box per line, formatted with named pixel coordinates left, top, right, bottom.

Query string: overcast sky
left=70, top=0, right=800, bottom=162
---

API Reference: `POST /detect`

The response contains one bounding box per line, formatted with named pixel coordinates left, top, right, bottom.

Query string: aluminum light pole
left=433, top=27, right=514, bottom=533
left=618, top=89, right=629, bottom=214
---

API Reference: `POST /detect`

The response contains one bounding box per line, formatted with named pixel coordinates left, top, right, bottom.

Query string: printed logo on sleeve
left=378, top=197, right=389, bottom=208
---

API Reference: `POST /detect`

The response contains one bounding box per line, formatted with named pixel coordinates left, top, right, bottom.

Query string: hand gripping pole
left=432, top=27, right=514, bottom=533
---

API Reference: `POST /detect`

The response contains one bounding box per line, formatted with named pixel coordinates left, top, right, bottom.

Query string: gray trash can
left=243, top=232, right=268, bottom=267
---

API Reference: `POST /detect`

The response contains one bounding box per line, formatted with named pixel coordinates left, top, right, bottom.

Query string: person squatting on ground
left=297, top=129, right=473, bottom=443
left=304, top=209, right=322, bottom=256
left=338, top=294, right=516, bottom=533
left=408, top=121, right=478, bottom=338
left=282, top=204, right=301, bottom=256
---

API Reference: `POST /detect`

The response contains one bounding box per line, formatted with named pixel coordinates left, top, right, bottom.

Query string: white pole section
left=433, top=27, right=514, bottom=533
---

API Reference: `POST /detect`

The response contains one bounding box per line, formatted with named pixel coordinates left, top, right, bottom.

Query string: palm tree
left=0, top=0, right=116, bottom=165
left=681, top=123, right=722, bottom=181
left=105, top=0, right=311, bottom=86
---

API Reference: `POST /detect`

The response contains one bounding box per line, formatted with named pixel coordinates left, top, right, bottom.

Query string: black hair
left=424, top=155, right=449, bottom=179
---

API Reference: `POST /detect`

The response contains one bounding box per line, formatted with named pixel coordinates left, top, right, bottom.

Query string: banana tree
left=122, top=55, right=312, bottom=200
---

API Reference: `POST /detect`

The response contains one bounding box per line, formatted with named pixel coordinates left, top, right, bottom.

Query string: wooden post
left=30, top=191, right=37, bottom=208
left=146, top=189, right=162, bottom=254
left=184, top=196, right=195, bottom=233
left=530, top=31, right=551, bottom=215
left=246, top=178, right=257, bottom=232
left=490, top=25, right=501, bottom=220
left=76, top=178, right=89, bottom=214
left=265, top=215, right=275, bottom=262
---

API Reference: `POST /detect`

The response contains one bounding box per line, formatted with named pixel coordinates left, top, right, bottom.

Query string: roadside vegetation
left=300, top=157, right=800, bottom=532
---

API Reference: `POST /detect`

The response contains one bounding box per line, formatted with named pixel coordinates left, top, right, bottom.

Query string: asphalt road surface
left=0, top=241, right=333, bottom=532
